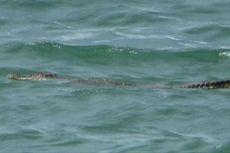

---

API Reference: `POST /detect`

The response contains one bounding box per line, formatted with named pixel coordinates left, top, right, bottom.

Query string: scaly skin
left=8, top=72, right=62, bottom=80
left=180, top=80, right=230, bottom=89
left=7, top=72, right=135, bottom=86
left=7, top=72, right=230, bottom=89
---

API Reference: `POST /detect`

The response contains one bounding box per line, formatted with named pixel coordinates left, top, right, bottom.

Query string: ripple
left=184, top=24, right=230, bottom=40
left=0, top=127, right=44, bottom=141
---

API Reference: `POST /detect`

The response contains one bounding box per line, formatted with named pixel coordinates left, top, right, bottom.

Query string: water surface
left=1, top=0, right=230, bottom=152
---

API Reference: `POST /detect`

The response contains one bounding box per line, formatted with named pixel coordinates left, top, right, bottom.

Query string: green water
left=1, top=1, right=230, bottom=153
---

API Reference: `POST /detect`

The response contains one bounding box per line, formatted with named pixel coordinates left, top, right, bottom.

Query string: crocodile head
left=8, top=72, right=58, bottom=81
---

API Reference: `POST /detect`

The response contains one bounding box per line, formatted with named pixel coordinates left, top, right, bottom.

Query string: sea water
left=1, top=0, right=230, bottom=152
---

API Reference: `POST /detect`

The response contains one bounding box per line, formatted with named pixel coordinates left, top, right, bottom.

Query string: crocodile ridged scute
left=183, top=80, right=230, bottom=89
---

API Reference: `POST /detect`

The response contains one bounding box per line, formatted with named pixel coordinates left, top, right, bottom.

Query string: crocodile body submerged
left=8, top=72, right=135, bottom=86
left=7, top=72, right=230, bottom=89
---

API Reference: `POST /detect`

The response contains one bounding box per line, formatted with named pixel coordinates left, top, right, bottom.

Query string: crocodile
left=7, top=72, right=135, bottom=86
left=7, top=72, right=230, bottom=89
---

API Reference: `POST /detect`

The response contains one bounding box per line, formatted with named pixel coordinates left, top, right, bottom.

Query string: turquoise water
left=1, top=1, right=230, bottom=152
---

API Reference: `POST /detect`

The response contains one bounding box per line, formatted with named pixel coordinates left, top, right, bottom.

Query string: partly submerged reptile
left=7, top=72, right=135, bottom=86
left=7, top=72, right=230, bottom=89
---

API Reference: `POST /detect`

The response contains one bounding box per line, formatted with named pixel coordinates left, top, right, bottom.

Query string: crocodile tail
left=182, top=80, right=230, bottom=89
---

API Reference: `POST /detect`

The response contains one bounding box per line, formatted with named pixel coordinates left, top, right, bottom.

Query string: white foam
left=219, top=51, right=230, bottom=57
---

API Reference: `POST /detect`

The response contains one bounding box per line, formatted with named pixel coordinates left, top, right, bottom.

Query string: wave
left=2, top=41, right=226, bottom=61
left=1, top=41, right=230, bottom=84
